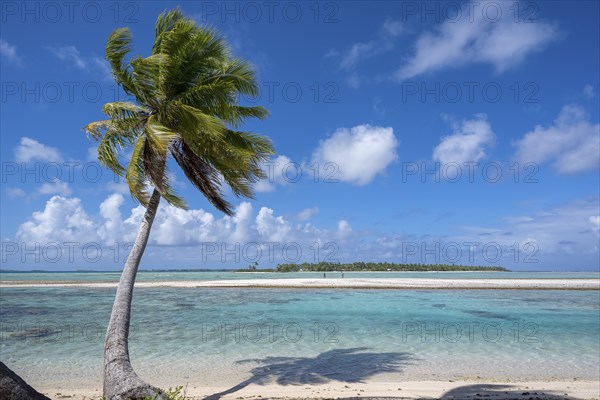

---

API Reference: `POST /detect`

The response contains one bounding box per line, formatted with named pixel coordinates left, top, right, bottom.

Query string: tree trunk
left=103, top=189, right=164, bottom=400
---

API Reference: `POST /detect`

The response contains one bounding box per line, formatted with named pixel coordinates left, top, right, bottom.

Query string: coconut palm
left=84, top=8, right=273, bottom=399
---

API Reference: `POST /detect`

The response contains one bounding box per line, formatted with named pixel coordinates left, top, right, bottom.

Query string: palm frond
left=98, top=133, right=127, bottom=177
left=130, top=54, right=167, bottom=107
left=126, top=137, right=150, bottom=205
left=170, top=140, right=233, bottom=215
left=200, top=58, right=260, bottom=98
left=106, top=28, right=137, bottom=97
left=219, top=105, right=269, bottom=127
left=194, top=129, right=274, bottom=198
left=152, top=8, right=188, bottom=54
left=175, top=103, right=226, bottom=140
left=83, top=120, right=112, bottom=140
left=102, top=102, right=151, bottom=120
left=142, top=117, right=186, bottom=208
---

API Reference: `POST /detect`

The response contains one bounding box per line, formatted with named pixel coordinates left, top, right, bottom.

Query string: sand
left=35, top=380, right=600, bottom=399
left=2, top=278, right=599, bottom=290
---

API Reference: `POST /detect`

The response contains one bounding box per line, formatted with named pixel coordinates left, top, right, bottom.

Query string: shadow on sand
left=438, top=384, right=580, bottom=400
left=203, top=347, right=413, bottom=400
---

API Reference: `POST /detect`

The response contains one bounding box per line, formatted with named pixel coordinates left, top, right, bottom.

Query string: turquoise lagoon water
left=1, top=277, right=599, bottom=389
left=2, top=270, right=600, bottom=282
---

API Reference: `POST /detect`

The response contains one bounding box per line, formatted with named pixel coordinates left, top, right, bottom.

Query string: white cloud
left=228, top=201, right=254, bottom=243
left=15, top=137, right=63, bottom=163
left=46, top=45, right=111, bottom=80
left=337, top=220, right=353, bottom=237
left=312, top=124, right=398, bottom=185
left=38, top=180, right=72, bottom=196
left=15, top=194, right=351, bottom=264
left=97, top=194, right=125, bottom=243
left=433, top=114, right=495, bottom=165
left=0, top=39, right=21, bottom=65
left=297, top=207, right=319, bottom=221
left=396, top=2, right=558, bottom=80
left=13, top=192, right=599, bottom=269
left=17, top=196, right=97, bottom=243
left=255, top=155, right=293, bottom=193
left=146, top=203, right=216, bottom=246
left=513, top=105, right=600, bottom=174
left=256, top=207, right=292, bottom=242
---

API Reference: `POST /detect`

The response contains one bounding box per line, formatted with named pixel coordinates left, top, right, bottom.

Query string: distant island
left=274, top=262, right=509, bottom=272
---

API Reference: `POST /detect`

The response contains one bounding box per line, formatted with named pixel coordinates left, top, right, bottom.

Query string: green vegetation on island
left=276, top=262, right=509, bottom=272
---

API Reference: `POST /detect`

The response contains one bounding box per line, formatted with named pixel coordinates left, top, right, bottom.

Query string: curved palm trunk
left=104, top=189, right=164, bottom=400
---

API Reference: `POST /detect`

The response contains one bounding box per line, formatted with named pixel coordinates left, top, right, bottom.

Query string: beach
left=2, top=277, right=599, bottom=290
left=29, top=379, right=600, bottom=399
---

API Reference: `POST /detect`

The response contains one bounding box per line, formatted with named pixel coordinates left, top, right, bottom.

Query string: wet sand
left=2, top=277, right=599, bottom=290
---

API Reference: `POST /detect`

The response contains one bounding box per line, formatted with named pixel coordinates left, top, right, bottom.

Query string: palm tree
left=84, top=8, right=273, bottom=399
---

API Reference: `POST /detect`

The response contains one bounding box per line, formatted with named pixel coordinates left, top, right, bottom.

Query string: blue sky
left=1, top=1, right=599, bottom=271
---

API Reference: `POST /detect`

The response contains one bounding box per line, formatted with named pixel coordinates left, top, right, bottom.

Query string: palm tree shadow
left=204, top=347, right=413, bottom=400
left=440, top=384, right=580, bottom=399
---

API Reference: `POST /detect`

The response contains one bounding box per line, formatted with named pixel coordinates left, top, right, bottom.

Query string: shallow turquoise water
left=1, top=285, right=599, bottom=388
left=2, top=270, right=599, bottom=282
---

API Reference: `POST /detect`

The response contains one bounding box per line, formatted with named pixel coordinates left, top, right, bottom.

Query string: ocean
left=1, top=271, right=599, bottom=389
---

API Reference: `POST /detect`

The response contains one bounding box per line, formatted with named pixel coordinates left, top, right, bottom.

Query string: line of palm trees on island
left=273, top=262, right=509, bottom=272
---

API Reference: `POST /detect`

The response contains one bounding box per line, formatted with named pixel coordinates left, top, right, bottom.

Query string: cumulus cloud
left=14, top=137, right=63, bottom=163
left=396, top=2, right=559, bottom=80
left=148, top=204, right=217, bottom=246
left=583, top=84, right=595, bottom=99
left=432, top=114, right=495, bottom=165
left=312, top=124, right=398, bottom=185
left=12, top=193, right=599, bottom=269
left=98, top=194, right=124, bottom=243
left=337, top=220, right=353, bottom=237
left=0, top=39, right=21, bottom=65
left=256, top=207, right=292, bottom=242
left=513, top=105, right=600, bottom=174
left=255, top=155, right=294, bottom=193
left=17, top=196, right=97, bottom=243
left=15, top=196, right=312, bottom=246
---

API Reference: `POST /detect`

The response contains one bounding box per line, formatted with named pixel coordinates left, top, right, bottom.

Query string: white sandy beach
left=34, top=380, right=600, bottom=399
left=2, top=278, right=599, bottom=290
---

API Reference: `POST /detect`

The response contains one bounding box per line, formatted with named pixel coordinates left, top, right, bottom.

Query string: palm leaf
left=125, top=137, right=150, bottom=205
left=170, top=140, right=233, bottom=214
left=106, top=28, right=138, bottom=97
